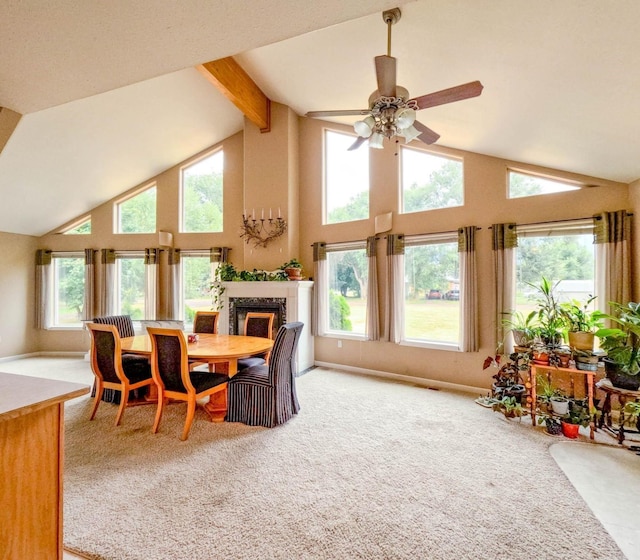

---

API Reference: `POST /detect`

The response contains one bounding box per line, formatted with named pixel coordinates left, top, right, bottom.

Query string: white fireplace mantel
left=219, top=281, right=314, bottom=372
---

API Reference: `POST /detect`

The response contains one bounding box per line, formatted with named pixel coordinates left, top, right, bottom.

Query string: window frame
left=323, top=129, right=370, bottom=225
left=399, top=145, right=464, bottom=214
left=400, top=232, right=462, bottom=351
left=179, top=149, right=224, bottom=233
left=114, top=183, right=157, bottom=234
left=50, top=251, right=85, bottom=329
left=323, top=240, right=369, bottom=340
left=179, top=250, right=219, bottom=328
left=61, top=216, right=91, bottom=235
left=507, top=169, right=583, bottom=200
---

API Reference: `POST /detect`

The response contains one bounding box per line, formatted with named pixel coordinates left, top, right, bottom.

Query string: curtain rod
left=310, top=237, right=379, bottom=247
left=488, top=213, right=633, bottom=229
left=383, top=226, right=482, bottom=239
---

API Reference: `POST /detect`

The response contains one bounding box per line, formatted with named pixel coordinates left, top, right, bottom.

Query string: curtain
left=365, top=236, right=380, bottom=341
left=82, top=248, right=97, bottom=321
left=144, top=248, right=159, bottom=320
left=210, top=246, right=230, bottom=264
left=311, top=242, right=327, bottom=336
left=458, top=226, right=478, bottom=352
left=492, top=223, right=517, bottom=353
left=594, top=210, right=633, bottom=313
left=35, top=249, right=52, bottom=329
left=384, top=234, right=404, bottom=343
left=165, top=249, right=181, bottom=320
left=100, top=249, right=116, bottom=317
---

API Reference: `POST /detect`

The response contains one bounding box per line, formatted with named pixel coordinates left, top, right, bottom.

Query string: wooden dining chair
left=193, top=311, right=219, bottom=334
left=237, top=312, right=275, bottom=371
left=148, top=327, right=229, bottom=440
left=87, top=323, right=154, bottom=426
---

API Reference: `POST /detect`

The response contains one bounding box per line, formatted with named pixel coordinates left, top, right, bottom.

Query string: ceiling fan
left=305, top=7, right=483, bottom=151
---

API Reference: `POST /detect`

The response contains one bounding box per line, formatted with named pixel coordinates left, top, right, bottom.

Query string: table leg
left=202, top=359, right=237, bottom=422
left=587, top=372, right=595, bottom=440
left=529, top=367, right=537, bottom=427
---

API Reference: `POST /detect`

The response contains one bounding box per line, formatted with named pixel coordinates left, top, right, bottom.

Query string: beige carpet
left=0, top=358, right=628, bottom=559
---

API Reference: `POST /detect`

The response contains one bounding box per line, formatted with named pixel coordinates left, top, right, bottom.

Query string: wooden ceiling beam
left=0, top=107, right=22, bottom=154
left=196, top=57, right=271, bottom=133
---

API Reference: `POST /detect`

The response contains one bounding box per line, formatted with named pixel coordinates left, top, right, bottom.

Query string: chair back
left=193, top=311, right=219, bottom=334
left=268, top=322, right=304, bottom=385
left=147, top=328, right=191, bottom=393
left=140, top=320, right=185, bottom=332
left=87, top=323, right=124, bottom=384
left=93, top=315, right=136, bottom=338
left=244, top=312, right=275, bottom=340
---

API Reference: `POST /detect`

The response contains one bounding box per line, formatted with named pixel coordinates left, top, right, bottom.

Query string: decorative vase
left=561, top=421, right=580, bottom=439
left=568, top=331, right=595, bottom=352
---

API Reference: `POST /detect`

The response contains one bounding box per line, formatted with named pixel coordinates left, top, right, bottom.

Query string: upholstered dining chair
left=87, top=323, right=154, bottom=426
left=148, top=327, right=229, bottom=441
left=226, top=322, right=303, bottom=428
left=92, top=314, right=151, bottom=403
left=193, top=311, right=219, bottom=334
left=237, top=312, right=275, bottom=371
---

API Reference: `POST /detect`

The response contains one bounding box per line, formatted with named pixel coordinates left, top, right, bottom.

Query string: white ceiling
left=1, top=0, right=640, bottom=236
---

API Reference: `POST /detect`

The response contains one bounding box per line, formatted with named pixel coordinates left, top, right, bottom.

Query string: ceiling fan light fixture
left=395, top=107, right=416, bottom=129
left=369, top=131, right=385, bottom=149
left=354, top=115, right=376, bottom=137
left=399, top=124, right=421, bottom=143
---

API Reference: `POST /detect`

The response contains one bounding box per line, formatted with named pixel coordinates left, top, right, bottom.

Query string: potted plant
left=594, top=301, right=640, bottom=390
left=537, top=413, right=563, bottom=436
left=561, top=399, right=591, bottom=438
left=483, top=351, right=529, bottom=402
left=210, top=263, right=238, bottom=310
left=281, top=258, right=303, bottom=280
left=560, top=295, right=602, bottom=352
left=502, top=310, right=538, bottom=348
left=536, top=375, right=566, bottom=414
left=492, top=395, right=525, bottom=419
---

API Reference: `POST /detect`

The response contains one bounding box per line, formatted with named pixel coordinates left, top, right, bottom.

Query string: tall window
left=326, top=243, right=368, bottom=335
left=509, top=170, right=581, bottom=199
left=181, top=150, right=224, bottom=232
left=115, top=184, right=157, bottom=233
left=63, top=217, right=91, bottom=234
left=115, top=255, right=146, bottom=319
left=401, top=147, right=463, bottom=213
left=515, top=221, right=595, bottom=315
left=181, top=252, right=217, bottom=325
left=52, top=254, right=85, bottom=327
left=324, top=130, right=369, bottom=224
left=403, top=234, right=460, bottom=346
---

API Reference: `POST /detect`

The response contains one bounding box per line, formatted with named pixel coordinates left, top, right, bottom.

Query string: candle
left=269, top=208, right=272, bottom=219
left=252, top=208, right=255, bottom=220
left=261, top=208, right=264, bottom=219
left=244, top=208, right=247, bottom=218
left=278, top=207, right=281, bottom=218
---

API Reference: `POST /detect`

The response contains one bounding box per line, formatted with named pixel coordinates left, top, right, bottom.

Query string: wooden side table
left=529, top=363, right=596, bottom=439
left=596, top=378, right=640, bottom=444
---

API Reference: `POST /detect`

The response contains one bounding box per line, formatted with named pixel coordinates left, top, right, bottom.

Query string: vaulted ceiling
left=1, top=0, right=640, bottom=236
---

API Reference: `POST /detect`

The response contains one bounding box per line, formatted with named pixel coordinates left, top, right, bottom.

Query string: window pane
left=327, top=249, right=368, bottom=335
left=182, top=256, right=214, bottom=324
left=53, top=257, right=84, bottom=326
left=182, top=151, right=224, bottom=232
left=64, top=219, right=91, bottom=234
left=118, top=186, right=156, bottom=233
left=325, top=130, right=369, bottom=224
left=117, top=258, right=145, bottom=319
left=509, top=171, right=580, bottom=199
left=404, top=242, right=460, bottom=343
left=515, top=234, right=595, bottom=315
left=401, top=147, right=463, bottom=213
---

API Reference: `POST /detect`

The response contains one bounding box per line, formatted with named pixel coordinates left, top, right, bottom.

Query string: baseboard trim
left=0, top=351, right=85, bottom=363
left=313, top=360, right=487, bottom=395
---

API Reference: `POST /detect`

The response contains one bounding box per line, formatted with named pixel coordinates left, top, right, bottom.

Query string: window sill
left=47, top=326, right=85, bottom=331
left=323, top=332, right=366, bottom=342
left=400, top=339, right=460, bottom=352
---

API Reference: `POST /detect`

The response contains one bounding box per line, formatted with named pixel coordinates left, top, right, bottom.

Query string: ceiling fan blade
left=410, top=81, right=483, bottom=111
left=413, top=121, right=440, bottom=145
left=375, top=55, right=396, bottom=97
left=306, top=109, right=369, bottom=118
left=347, top=137, right=367, bottom=151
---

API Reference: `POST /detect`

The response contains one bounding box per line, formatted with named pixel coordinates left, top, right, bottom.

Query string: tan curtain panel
left=365, top=236, right=380, bottom=341
left=311, top=242, right=327, bottom=336
left=210, top=247, right=230, bottom=263
left=458, top=226, right=478, bottom=352
left=594, top=210, right=633, bottom=312
left=492, top=223, right=517, bottom=352
left=384, top=234, right=404, bottom=343
left=167, top=248, right=181, bottom=320
left=35, top=249, right=52, bottom=329
left=82, top=249, right=97, bottom=321
left=144, top=248, right=160, bottom=320
left=99, top=249, right=116, bottom=317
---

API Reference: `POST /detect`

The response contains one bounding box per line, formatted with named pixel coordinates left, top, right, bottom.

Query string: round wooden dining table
left=120, top=333, right=274, bottom=422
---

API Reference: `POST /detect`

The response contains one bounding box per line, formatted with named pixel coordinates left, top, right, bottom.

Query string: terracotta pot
left=532, top=350, right=549, bottom=365
left=561, top=421, right=580, bottom=439
left=568, top=331, right=595, bottom=352
left=284, top=267, right=302, bottom=280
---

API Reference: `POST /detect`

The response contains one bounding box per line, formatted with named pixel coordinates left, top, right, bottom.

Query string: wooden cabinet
left=0, top=372, right=89, bottom=560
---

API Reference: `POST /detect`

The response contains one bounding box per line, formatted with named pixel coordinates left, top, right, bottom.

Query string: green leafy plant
left=527, top=277, right=564, bottom=347
left=560, top=295, right=602, bottom=333
left=563, top=399, right=592, bottom=427
left=502, top=310, right=538, bottom=346
left=594, top=302, right=640, bottom=375
left=536, top=375, right=566, bottom=405
left=281, top=258, right=302, bottom=270
left=492, top=395, right=525, bottom=419
left=537, top=413, right=562, bottom=435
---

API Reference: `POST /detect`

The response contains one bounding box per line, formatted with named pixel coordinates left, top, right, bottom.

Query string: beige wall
left=298, top=117, right=630, bottom=390
left=17, top=109, right=636, bottom=391
left=0, top=231, right=38, bottom=358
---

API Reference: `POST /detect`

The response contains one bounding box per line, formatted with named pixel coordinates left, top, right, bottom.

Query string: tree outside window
left=116, top=186, right=156, bottom=233
left=181, top=151, right=223, bottom=232
left=53, top=256, right=84, bottom=326
left=116, top=257, right=145, bottom=319
left=327, top=247, right=368, bottom=334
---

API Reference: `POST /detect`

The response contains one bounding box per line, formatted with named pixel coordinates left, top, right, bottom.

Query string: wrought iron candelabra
left=240, top=209, right=287, bottom=248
